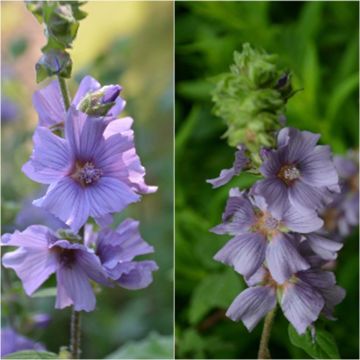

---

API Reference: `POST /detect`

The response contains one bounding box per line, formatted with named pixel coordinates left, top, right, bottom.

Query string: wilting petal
left=320, top=285, right=346, bottom=320
left=207, top=169, right=236, bottom=188
left=22, top=127, right=71, bottom=184
left=33, top=178, right=90, bottom=233
left=2, top=248, right=57, bottom=295
left=226, top=286, right=276, bottom=331
left=214, top=233, right=266, bottom=278
left=32, top=80, right=66, bottom=128
left=56, top=264, right=96, bottom=312
left=281, top=279, right=324, bottom=334
left=87, top=177, right=140, bottom=219
left=112, top=260, right=158, bottom=290
left=266, top=233, right=309, bottom=284
left=72, top=75, right=101, bottom=107
left=305, top=233, right=343, bottom=260
left=76, top=250, right=109, bottom=286
left=282, top=207, right=323, bottom=233
left=300, top=146, right=338, bottom=187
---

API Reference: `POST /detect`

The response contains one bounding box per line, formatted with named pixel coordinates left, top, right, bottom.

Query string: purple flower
left=31, top=313, right=52, bottom=329
left=85, top=218, right=158, bottom=290
left=226, top=263, right=345, bottom=335
left=251, top=127, right=339, bottom=216
left=1, top=225, right=109, bottom=312
left=207, top=145, right=250, bottom=188
left=1, top=327, right=45, bottom=356
left=22, top=107, right=157, bottom=232
left=32, top=76, right=125, bottom=129
left=212, top=188, right=327, bottom=283
left=320, top=153, right=359, bottom=237
left=1, top=96, right=19, bottom=124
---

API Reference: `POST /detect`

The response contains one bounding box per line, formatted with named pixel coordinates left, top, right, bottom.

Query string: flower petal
left=266, top=233, right=309, bottom=284
left=72, top=75, right=101, bottom=107
left=282, top=207, right=323, bottom=233
left=280, top=279, right=324, bottom=335
left=214, top=233, right=266, bottom=278
left=2, top=248, right=57, bottom=295
left=22, top=127, right=71, bottom=184
left=305, top=233, right=343, bottom=260
left=226, top=286, right=276, bottom=331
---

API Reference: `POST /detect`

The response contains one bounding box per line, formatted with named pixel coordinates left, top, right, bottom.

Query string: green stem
left=57, top=76, right=71, bottom=110
left=257, top=307, right=276, bottom=359
left=70, top=309, right=81, bottom=359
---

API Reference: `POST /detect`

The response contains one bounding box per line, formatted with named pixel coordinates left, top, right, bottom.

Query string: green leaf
left=4, top=351, right=58, bottom=359
left=288, top=325, right=341, bottom=359
left=105, top=332, right=173, bottom=359
left=32, top=287, right=57, bottom=298
left=188, top=268, right=243, bottom=324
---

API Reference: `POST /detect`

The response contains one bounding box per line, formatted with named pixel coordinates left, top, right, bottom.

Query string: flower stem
left=70, top=309, right=81, bottom=359
left=57, top=76, right=71, bottom=110
left=257, top=307, right=276, bottom=359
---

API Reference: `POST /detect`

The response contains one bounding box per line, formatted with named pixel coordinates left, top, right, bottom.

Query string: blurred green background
left=175, top=2, right=359, bottom=359
left=1, top=1, right=173, bottom=359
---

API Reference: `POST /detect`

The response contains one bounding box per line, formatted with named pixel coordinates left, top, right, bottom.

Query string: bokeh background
left=175, top=2, right=359, bottom=359
left=1, top=1, right=173, bottom=359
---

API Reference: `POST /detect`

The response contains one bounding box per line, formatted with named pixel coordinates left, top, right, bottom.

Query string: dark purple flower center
left=277, top=164, right=300, bottom=185
left=71, top=161, right=102, bottom=186
left=52, top=247, right=77, bottom=267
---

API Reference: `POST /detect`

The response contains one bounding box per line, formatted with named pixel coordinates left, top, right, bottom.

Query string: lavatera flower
left=212, top=188, right=342, bottom=284
left=226, top=254, right=345, bottom=335
left=22, top=107, right=157, bottom=232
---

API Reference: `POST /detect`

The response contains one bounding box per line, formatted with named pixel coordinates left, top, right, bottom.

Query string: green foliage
left=26, top=0, right=87, bottom=82
left=288, top=325, right=341, bottom=359
left=105, top=332, right=173, bottom=359
left=4, top=351, right=58, bottom=359
left=176, top=1, right=359, bottom=359
left=32, top=287, right=57, bottom=298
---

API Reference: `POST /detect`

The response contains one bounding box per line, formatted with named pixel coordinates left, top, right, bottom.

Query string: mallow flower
left=252, top=127, right=339, bottom=216
left=226, top=260, right=345, bottom=335
left=1, top=327, right=45, bottom=356
left=207, top=145, right=250, bottom=188
left=32, top=75, right=125, bottom=129
left=85, top=218, right=158, bottom=290
left=320, top=153, right=359, bottom=237
left=212, top=188, right=330, bottom=283
left=22, top=107, right=157, bottom=232
left=1, top=225, right=109, bottom=312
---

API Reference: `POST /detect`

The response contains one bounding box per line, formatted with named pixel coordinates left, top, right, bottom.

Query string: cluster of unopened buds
left=208, top=44, right=359, bottom=337
left=2, top=76, right=158, bottom=312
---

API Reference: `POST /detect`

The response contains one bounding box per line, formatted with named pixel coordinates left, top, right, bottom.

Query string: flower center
left=72, top=161, right=102, bottom=186
left=277, top=164, right=300, bottom=185
left=51, top=247, right=77, bottom=268
left=252, top=210, right=280, bottom=238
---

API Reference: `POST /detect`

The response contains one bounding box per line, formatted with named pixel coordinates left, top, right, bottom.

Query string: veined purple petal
left=2, top=248, right=57, bottom=295
left=56, top=264, right=96, bottom=312
left=334, top=155, right=357, bottom=178
left=22, top=127, right=71, bottom=184
left=300, top=145, right=338, bottom=187
left=226, top=286, right=276, bottom=331
left=207, top=169, right=236, bottom=188
left=107, top=96, right=126, bottom=118
left=72, top=75, right=101, bottom=107
left=32, top=80, right=66, bottom=128
left=214, top=233, right=266, bottom=278
left=33, top=178, right=90, bottom=233
left=266, top=233, right=309, bottom=284
left=305, top=233, right=343, bottom=260
left=320, top=285, right=346, bottom=320
left=113, top=260, right=158, bottom=290
left=103, top=117, right=133, bottom=139
left=282, top=206, right=323, bottom=233
left=281, top=279, right=324, bottom=335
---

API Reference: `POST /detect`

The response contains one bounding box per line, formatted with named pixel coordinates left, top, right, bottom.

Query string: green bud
left=56, top=229, right=82, bottom=243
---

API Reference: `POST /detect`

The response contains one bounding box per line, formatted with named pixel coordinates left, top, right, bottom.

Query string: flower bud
left=77, top=85, right=122, bottom=116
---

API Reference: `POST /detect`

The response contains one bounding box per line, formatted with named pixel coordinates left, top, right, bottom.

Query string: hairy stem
left=70, top=309, right=81, bottom=359
left=58, top=76, right=71, bottom=110
left=258, top=308, right=276, bottom=359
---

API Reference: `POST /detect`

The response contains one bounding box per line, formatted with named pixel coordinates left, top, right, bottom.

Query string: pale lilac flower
left=33, top=76, right=125, bottom=129
left=1, top=327, right=45, bottom=356
left=252, top=127, right=339, bottom=216
left=2, top=225, right=109, bottom=312
left=226, top=263, right=345, bottom=335
left=32, top=313, right=52, bottom=329
left=212, top=188, right=327, bottom=283
left=85, top=218, right=158, bottom=290
left=320, top=153, right=359, bottom=237
left=22, top=107, right=157, bottom=232
left=207, top=145, right=250, bottom=188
